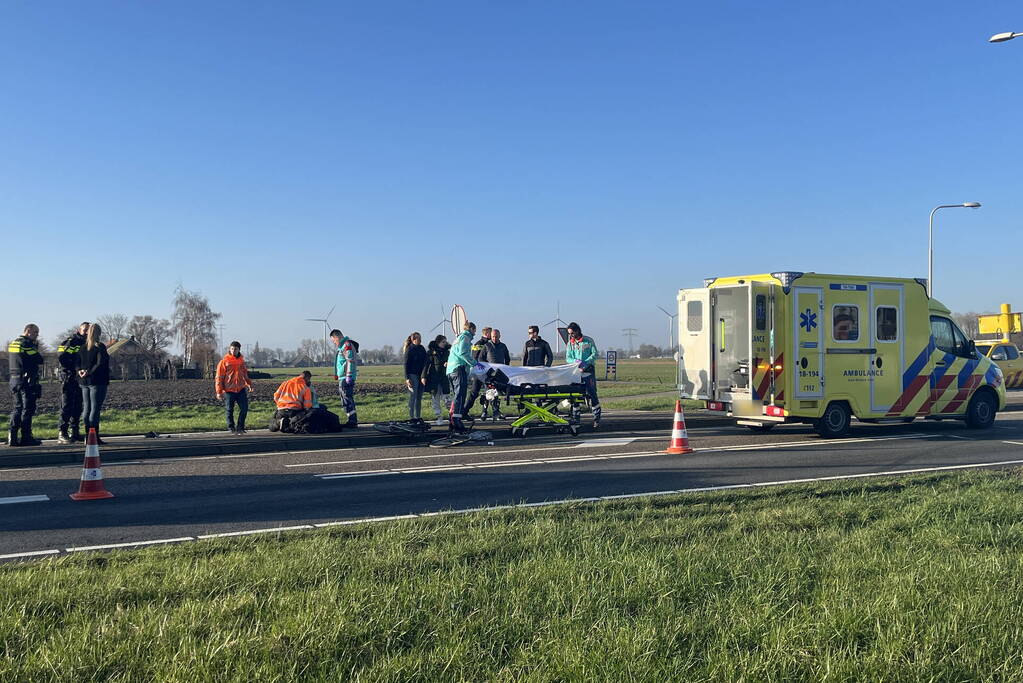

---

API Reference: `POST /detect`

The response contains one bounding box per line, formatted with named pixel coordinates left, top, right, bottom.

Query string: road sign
left=605, top=350, right=617, bottom=381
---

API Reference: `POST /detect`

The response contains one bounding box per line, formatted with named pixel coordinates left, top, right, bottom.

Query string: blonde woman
left=77, top=323, right=110, bottom=443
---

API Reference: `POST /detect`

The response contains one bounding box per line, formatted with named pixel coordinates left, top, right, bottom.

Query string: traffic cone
left=70, top=428, right=114, bottom=501
left=665, top=400, right=694, bottom=455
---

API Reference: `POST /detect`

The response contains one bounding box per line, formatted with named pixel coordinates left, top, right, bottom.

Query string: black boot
left=71, top=421, right=82, bottom=442
left=345, top=413, right=358, bottom=428
left=20, top=420, right=42, bottom=447
left=5, top=428, right=18, bottom=447
left=58, top=426, right=72, bottom=445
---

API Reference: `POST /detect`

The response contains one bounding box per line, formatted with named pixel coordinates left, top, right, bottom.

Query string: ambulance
left=677, top=272, right=1006, bottom=437
left=974, top=304, right=1023, bottom=389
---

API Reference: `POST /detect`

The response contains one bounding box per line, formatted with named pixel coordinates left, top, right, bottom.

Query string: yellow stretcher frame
left=508, top=390, right=585, bottom=437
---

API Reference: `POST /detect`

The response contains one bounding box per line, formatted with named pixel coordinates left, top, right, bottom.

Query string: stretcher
left=472, top=362, right=588, bottom=437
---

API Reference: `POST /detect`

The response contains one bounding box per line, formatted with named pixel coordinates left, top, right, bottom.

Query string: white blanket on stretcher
left=471, top=362, right=585, bottom=387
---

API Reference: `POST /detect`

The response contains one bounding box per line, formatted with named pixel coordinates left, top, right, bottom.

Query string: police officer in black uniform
left=7, top=323, right=44, bottom=447
left=57, top=322, right=89, bottom=444
left=464, top=326, right=495, bottom=417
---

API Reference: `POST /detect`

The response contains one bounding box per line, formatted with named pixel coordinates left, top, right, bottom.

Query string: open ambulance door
left=678, top=288, right=712, bottom=399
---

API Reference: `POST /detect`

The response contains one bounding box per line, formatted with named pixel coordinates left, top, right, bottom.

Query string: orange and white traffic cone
left=665, top=399, right=694, bottom=455
left=70, top=428, right=114, bottom=501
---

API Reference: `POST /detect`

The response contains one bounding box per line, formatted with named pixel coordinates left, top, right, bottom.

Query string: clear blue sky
left=2, top=2, right=1019, bottom=352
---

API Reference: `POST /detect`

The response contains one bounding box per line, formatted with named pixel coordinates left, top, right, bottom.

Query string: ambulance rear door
left=793, top=285, right=824, bottom=399
left=750, top=282, right=779, bottom=403
left=678, top=288, right=712, bottom=399
left=713, top=285, right=752, bottom=402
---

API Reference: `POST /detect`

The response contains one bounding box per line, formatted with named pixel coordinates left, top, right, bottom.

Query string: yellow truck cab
left=975, top=304, right=1023, bottom=389
left=677, top=272, right=1006, bottom=437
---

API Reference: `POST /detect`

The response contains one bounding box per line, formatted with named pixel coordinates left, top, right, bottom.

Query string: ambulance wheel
left=965, top=391, right=997, bottom=429
left=746, top=424, right=775, bottom=433
left=814, top=402, right=851, bottom=438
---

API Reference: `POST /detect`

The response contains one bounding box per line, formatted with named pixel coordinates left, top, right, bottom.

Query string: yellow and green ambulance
left=677, top=272, right=1005, bottom=437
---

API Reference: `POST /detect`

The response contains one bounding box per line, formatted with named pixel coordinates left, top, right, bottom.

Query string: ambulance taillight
left=706, top=401, right=726, bottom=411
left=764, top=405, right=786, bottom=418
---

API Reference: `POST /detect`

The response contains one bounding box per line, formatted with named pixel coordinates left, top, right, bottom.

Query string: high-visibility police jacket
left=274, top=376, right=313, bottom=410
left=57, top=333, right=86, bottom=376
left=8, top=335, right=43, bottom=385
left=566, top=335, right=599, bottom=368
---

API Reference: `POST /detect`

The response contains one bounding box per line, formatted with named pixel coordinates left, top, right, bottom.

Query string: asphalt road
left=3, top=412, right=1023, bottom=559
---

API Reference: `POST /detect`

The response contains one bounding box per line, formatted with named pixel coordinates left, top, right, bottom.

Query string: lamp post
left=989, top=31, right=1023, bottom=43
left=928, top=203, right=980, bottom=298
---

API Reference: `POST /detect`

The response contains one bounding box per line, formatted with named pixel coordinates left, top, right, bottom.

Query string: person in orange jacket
left=273, top=371, right=314, bottom=411
left=215, top=341, right=254, bottom=434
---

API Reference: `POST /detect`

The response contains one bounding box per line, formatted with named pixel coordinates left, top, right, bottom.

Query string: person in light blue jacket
left=565, top=322, right=601, bottom=428
left=446, top=321, right=476, bottom=433
left=330, top=329, right=359, bottom=427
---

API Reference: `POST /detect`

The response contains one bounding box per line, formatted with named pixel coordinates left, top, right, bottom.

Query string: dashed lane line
left=0, top=495, right=50, bottom=505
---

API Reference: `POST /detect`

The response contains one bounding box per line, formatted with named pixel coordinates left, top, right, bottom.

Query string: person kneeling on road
left=271, top=371, right=343, bottom=434
left=271, top=371, right=314, bottom=433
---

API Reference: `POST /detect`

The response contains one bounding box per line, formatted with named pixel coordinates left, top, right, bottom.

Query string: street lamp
left=928, top=202, right=980, bottom=298
left=989, top=31, right=1023, bottom=43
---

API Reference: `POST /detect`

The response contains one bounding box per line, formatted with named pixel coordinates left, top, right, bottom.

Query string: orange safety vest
left=215, top=353, right=252, bottom=394
left=274, top=375, right=313, bottom=410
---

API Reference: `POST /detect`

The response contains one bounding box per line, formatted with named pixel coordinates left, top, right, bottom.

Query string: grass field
left=4, top=470, right=1023, bottom=680
left=1, top=360, right=680, bottom=436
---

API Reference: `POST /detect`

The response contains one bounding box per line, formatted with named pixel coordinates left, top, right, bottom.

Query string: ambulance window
left=931, top=317, right=971, bottom=356
left=876, top=307, right=898, bottom=342
left=755, top=295, right=767, bottom=331
left=832, top=305, right=859, bottom=342
left=687, top=301, right=703, bottom=332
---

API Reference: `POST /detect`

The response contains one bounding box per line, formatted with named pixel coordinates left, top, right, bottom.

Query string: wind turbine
left=657, top=305, right=678, bottom=354
left=305, top=305, right=335, bottom=365
left=543, top=301, right=569, bottom=355
left=429, top=303, right=448, bottom=334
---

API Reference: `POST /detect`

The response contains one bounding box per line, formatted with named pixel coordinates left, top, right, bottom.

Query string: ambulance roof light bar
left=989, top=31, right=1022, bottom=43
left=928, top=202, right=981, bottom=298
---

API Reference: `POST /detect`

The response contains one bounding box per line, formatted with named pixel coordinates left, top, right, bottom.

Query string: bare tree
left=95, top=314, right=129, bottom=341
left=952, top=312, right=983, bottom=339
left=171, top=286, right=221, bottom=369
left=127, top=315, right=174, bottom=353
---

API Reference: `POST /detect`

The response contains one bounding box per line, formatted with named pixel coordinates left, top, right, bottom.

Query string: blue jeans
left=81, top=384, right=108, bottom=431
left=581, top=366, right=601, bottom=422
left=224, top=389, right=249, bottom=431
left=407, top=374, right=424, bottom=419
left=338, top=378, right=357, bottom=423
left=448, top=367, right=468, bottom=419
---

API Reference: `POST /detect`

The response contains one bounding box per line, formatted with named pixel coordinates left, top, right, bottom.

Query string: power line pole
left=622, top=328, right=638, bottom=356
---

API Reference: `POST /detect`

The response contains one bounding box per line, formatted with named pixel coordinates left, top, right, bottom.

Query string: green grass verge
left=4, top=471, right=1023, bottom=680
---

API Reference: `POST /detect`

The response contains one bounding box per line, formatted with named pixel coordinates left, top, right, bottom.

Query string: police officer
left=464, top=326, right=495, bottom=417
left=57, top=322, right=89, bottom=444
left=7, top=324, right=44, bottom=447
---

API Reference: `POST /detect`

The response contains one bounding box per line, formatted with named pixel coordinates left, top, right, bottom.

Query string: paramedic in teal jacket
left=330, top=329, right=358, bottom=427
left=446, top=321, right=476, bottom=433
left=565, top=322, right=601, bottom=428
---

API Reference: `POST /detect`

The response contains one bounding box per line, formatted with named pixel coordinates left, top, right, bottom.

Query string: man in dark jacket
left=7, top=324, right=44, bottom=447
left=57, top=322, right=90, bottom=444
left=465, top=326, right=495, bottom=417
left=522, top=325, right=554, bottom=367
left=490, top=329, right=511, bottom=365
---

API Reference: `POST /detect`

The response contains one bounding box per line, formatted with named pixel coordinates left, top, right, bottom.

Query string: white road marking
left=0, top=495, right=49, bottom=505
left=196, top=525, right=315, bottom=539
left=577, top=438, right=636, bottom=447
left=287, top=441, right=585, bottom=468
left=0, top=549, right=60, bottom=560
left=67, top=537, right=195, bottom=552
left=946, top=435, right=974, bottom=440
left=1004, top=441, right=1023, bottom=446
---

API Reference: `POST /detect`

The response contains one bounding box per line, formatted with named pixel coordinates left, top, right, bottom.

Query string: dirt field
left=0, top=379, right=402, bottom=413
